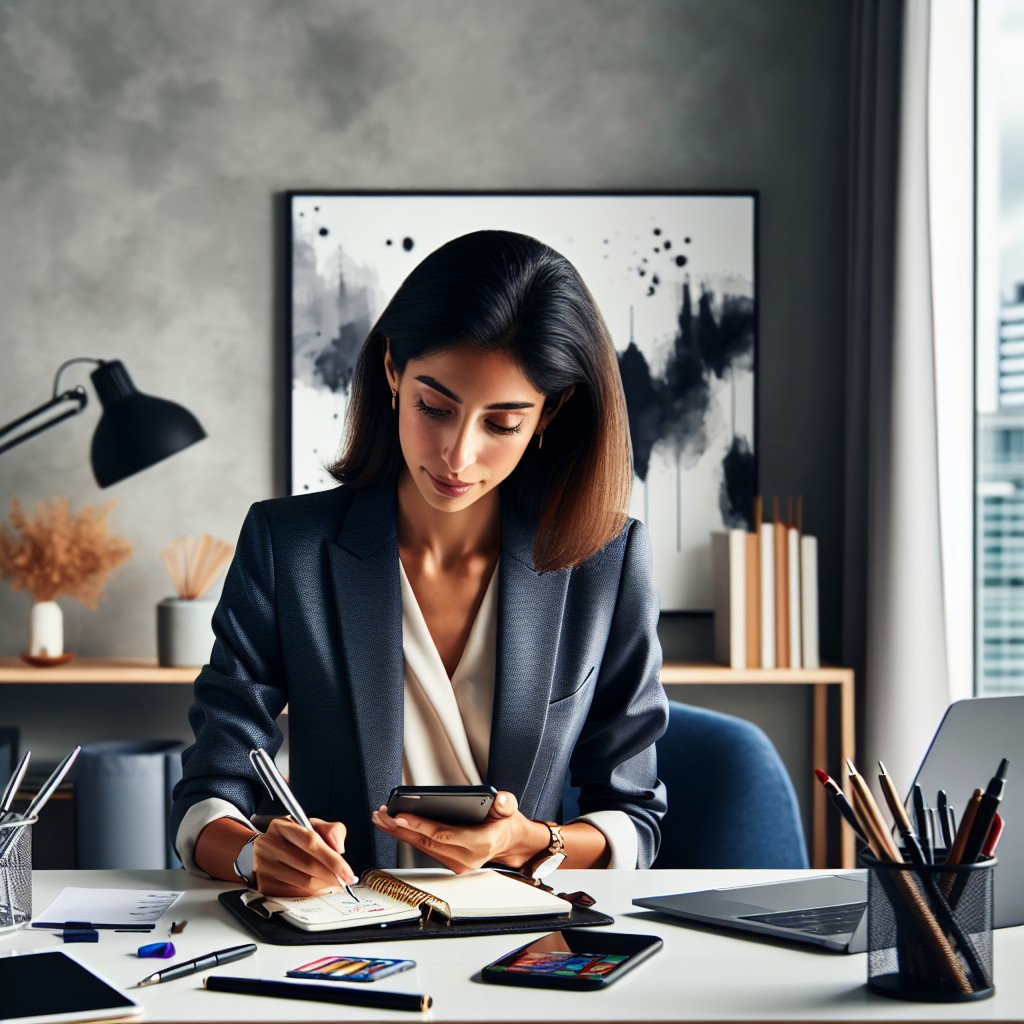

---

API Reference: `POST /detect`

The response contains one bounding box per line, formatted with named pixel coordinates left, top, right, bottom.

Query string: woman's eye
left=414, top=397, right=450, bottom=418
left=487, top=421, right=523, bottom=436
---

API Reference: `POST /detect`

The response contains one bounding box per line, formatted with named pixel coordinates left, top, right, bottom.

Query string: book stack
left=711, top=496, right=820, bottom=670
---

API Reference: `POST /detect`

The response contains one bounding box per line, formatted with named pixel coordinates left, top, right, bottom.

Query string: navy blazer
left=170, top=485, right=668, bottom=869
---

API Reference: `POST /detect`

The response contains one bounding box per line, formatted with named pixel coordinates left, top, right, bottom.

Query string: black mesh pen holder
left=860, top=853, right=995, bottom=1002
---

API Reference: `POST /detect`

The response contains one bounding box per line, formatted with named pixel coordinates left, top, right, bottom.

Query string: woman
left=170, top=230, right=668, bottom=897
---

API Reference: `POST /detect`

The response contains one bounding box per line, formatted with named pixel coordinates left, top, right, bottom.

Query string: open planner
left=220, top=867, right=614, bottom=945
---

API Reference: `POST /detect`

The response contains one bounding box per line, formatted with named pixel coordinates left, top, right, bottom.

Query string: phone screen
left=482, top=930, right=662, bottom=990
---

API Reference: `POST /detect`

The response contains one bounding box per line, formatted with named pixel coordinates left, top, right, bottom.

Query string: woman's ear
left=540, top=384, right=576, bottom=432
left=383, top=337, right=400, bottom=392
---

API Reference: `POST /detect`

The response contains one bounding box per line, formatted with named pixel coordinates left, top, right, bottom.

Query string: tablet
left=0, top=951, right=142, bottom=1024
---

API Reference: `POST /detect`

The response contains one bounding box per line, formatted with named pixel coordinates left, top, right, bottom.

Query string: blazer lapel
left=327, top=486, right=403, bottom=867
left=488, top=501, right=571, bottom=808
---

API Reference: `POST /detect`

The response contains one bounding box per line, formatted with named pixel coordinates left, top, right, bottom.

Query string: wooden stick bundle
left=161, top=534, right=234, bottom=600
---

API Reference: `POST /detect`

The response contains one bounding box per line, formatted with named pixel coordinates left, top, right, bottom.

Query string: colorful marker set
left=287, top=955, right=416, bottom=983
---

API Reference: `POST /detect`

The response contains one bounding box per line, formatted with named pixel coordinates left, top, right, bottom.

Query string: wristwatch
left=233, top=833, right=259, bottom=887
left=522, top=821, right=565, bottom=882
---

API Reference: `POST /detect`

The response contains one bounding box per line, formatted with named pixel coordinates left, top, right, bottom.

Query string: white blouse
left=175, top=560, right=638, bottom=875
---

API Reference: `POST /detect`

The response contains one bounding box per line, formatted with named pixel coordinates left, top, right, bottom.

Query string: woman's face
left=385, top=343, right=548, bottom=514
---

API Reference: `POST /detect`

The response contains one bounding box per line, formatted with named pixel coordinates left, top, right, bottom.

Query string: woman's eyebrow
left=414, top=375, right=535, bottom=411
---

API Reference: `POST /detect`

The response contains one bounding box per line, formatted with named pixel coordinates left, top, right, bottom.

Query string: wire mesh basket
left=0, top=815, right=35, bottom=932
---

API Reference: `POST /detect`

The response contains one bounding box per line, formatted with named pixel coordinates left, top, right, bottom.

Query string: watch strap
left=523, top=821, right=565, bottom=881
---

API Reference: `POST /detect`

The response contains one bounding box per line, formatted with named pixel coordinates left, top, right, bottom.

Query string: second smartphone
left=386, top=785, right=497, bottom=825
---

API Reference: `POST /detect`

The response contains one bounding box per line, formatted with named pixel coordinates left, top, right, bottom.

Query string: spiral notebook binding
left=359, top=868, right=453, bottom=924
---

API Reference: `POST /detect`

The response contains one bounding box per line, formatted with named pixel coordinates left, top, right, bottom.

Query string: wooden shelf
left=0, top=657, right=198, bottom=683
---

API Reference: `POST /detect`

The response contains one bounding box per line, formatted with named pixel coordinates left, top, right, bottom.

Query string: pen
left=204, top=975, right=432, bottom=1012
left=249, top=748, right=359, bottom=902
left=0, top=746, right=79, bottom=857
left=960, top=758, right=1008, bottom=866
left=136, top=943, right=257, bottom=987
left=812, top=768, right=868, bottom=842
left=911, top=784, right=933, bottom=863
left=936, top=789, right=954, bottom=850
left=949, top=758, right=1009, bottom=905
left=982, top=813, right=1004, bottom=858
left=0, top=749, right=30, bottom=819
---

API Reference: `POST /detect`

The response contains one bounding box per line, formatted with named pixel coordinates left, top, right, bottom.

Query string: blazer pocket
left=548, top=666, right=595, bottom=706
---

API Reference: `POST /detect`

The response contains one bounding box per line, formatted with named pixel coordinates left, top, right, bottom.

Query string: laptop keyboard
left=738, top=902, right=866, bottom=936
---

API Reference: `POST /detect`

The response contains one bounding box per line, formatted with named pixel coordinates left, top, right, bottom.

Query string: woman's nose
left=442, top=423, right=475, bottom=475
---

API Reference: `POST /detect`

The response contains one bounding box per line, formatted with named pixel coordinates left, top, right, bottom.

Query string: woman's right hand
left=252, top=817, right=357, bottom=897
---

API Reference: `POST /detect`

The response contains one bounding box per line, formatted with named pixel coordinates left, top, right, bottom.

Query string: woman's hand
left=371, top=791, right=550, bottom=873
left=252, top=817, right=357, bottom=897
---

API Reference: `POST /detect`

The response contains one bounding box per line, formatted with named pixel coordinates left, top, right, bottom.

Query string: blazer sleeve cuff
left=571, top=809, right=639, bottom=869
left=176, top=797, right=258, bottom=877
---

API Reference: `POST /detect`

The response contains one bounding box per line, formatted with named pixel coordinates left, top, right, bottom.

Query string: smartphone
left=286, top=955, right=416, bottom=983
left=386, top=785, right=497, bottom=824
left=481, top=930, right=663, bottom=991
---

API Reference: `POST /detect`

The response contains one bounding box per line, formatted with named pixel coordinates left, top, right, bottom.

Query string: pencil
left=945, top=788, right=983, bottom=868
left=876, top=762, right=927, bottom=867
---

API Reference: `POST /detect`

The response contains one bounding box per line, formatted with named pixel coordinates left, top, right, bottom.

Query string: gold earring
left=537, top=430, right=544, bottom=450
left=391, top=388, right=398, bottom=410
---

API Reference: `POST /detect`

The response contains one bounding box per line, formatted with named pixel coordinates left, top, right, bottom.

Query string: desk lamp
left=0, top=357, right=205, bottom=486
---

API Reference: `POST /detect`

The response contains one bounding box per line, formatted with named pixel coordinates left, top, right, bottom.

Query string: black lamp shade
left=89, top=360, right=206, bottom=487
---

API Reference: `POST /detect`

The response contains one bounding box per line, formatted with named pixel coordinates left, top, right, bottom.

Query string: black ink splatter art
left=617, top=277, right=756, bottom=539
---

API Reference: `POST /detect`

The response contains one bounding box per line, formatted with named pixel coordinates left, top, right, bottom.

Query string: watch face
left=531, top=851, right=566, bottom=881
left=234, top=837, right=256, bottom=883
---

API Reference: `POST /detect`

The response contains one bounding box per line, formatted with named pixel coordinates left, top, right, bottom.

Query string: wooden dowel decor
left=160, top=534, right=234, bottom=601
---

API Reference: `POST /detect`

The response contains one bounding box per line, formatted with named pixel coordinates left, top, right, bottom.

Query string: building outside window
left=976, top=0, right=1024, bottom=694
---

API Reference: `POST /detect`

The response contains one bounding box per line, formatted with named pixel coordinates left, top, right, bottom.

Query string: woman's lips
left=426, top=470, right=474, bottom=498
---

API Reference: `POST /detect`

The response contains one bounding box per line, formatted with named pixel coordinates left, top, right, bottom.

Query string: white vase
left=29, top=600, right=63, bottom=657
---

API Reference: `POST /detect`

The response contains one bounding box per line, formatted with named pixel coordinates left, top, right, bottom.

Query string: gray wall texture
left=1, top=0, right=853, bottom=845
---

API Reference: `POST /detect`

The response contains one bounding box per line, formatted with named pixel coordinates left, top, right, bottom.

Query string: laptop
left=633, top=695, right=1024, bottom=952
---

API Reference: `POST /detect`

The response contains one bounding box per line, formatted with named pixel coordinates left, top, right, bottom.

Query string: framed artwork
left=289, top=192, right=757, bottom=611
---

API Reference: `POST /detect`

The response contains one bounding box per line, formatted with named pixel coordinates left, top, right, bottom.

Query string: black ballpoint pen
left=912, top=784, right=933, bottom=863
left=205, top=976, right=432, bottom=1012
left=937, top=789, right=954, bottom=851
left=136, top=943, right=257, bottom=987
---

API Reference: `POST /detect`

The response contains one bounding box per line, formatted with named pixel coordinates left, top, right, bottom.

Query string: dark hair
left=329, top=229, right=631, bottom=572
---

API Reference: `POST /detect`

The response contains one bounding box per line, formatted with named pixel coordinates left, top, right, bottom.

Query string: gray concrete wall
left=0, top=0, right=853, bottom=851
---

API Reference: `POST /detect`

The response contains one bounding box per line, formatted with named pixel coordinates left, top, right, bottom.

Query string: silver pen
left=0, top=746, right=79, bottom=857
left=0, top=749, right=30, bottom=819
left=249, top=748, right=360, bottom=901
left=136, top=942, right=256, bottom=987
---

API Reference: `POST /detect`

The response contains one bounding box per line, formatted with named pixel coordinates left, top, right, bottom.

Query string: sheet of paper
left=31, top=887, right=183, bottom=928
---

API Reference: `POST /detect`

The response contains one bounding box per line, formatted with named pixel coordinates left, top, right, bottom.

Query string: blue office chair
left=563, top=701, right=809, bottom=868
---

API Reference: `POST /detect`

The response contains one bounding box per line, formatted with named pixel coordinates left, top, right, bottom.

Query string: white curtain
left=862, top=0, right=974, bottom=788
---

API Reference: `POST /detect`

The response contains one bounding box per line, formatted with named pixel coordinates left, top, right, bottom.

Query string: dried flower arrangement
left=0, top=497, right=133, bottom=606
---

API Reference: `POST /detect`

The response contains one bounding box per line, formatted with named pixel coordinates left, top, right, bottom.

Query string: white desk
left=4, top=869, right=1022, bottom=1023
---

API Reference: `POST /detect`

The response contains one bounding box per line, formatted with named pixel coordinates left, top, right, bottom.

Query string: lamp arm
left=0, top=387, right=89, bottom=456
left=51, top=357, right=103, bottom=399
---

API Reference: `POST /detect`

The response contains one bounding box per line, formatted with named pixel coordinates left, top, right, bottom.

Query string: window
left=976, top=0, right=1024, bottom=694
